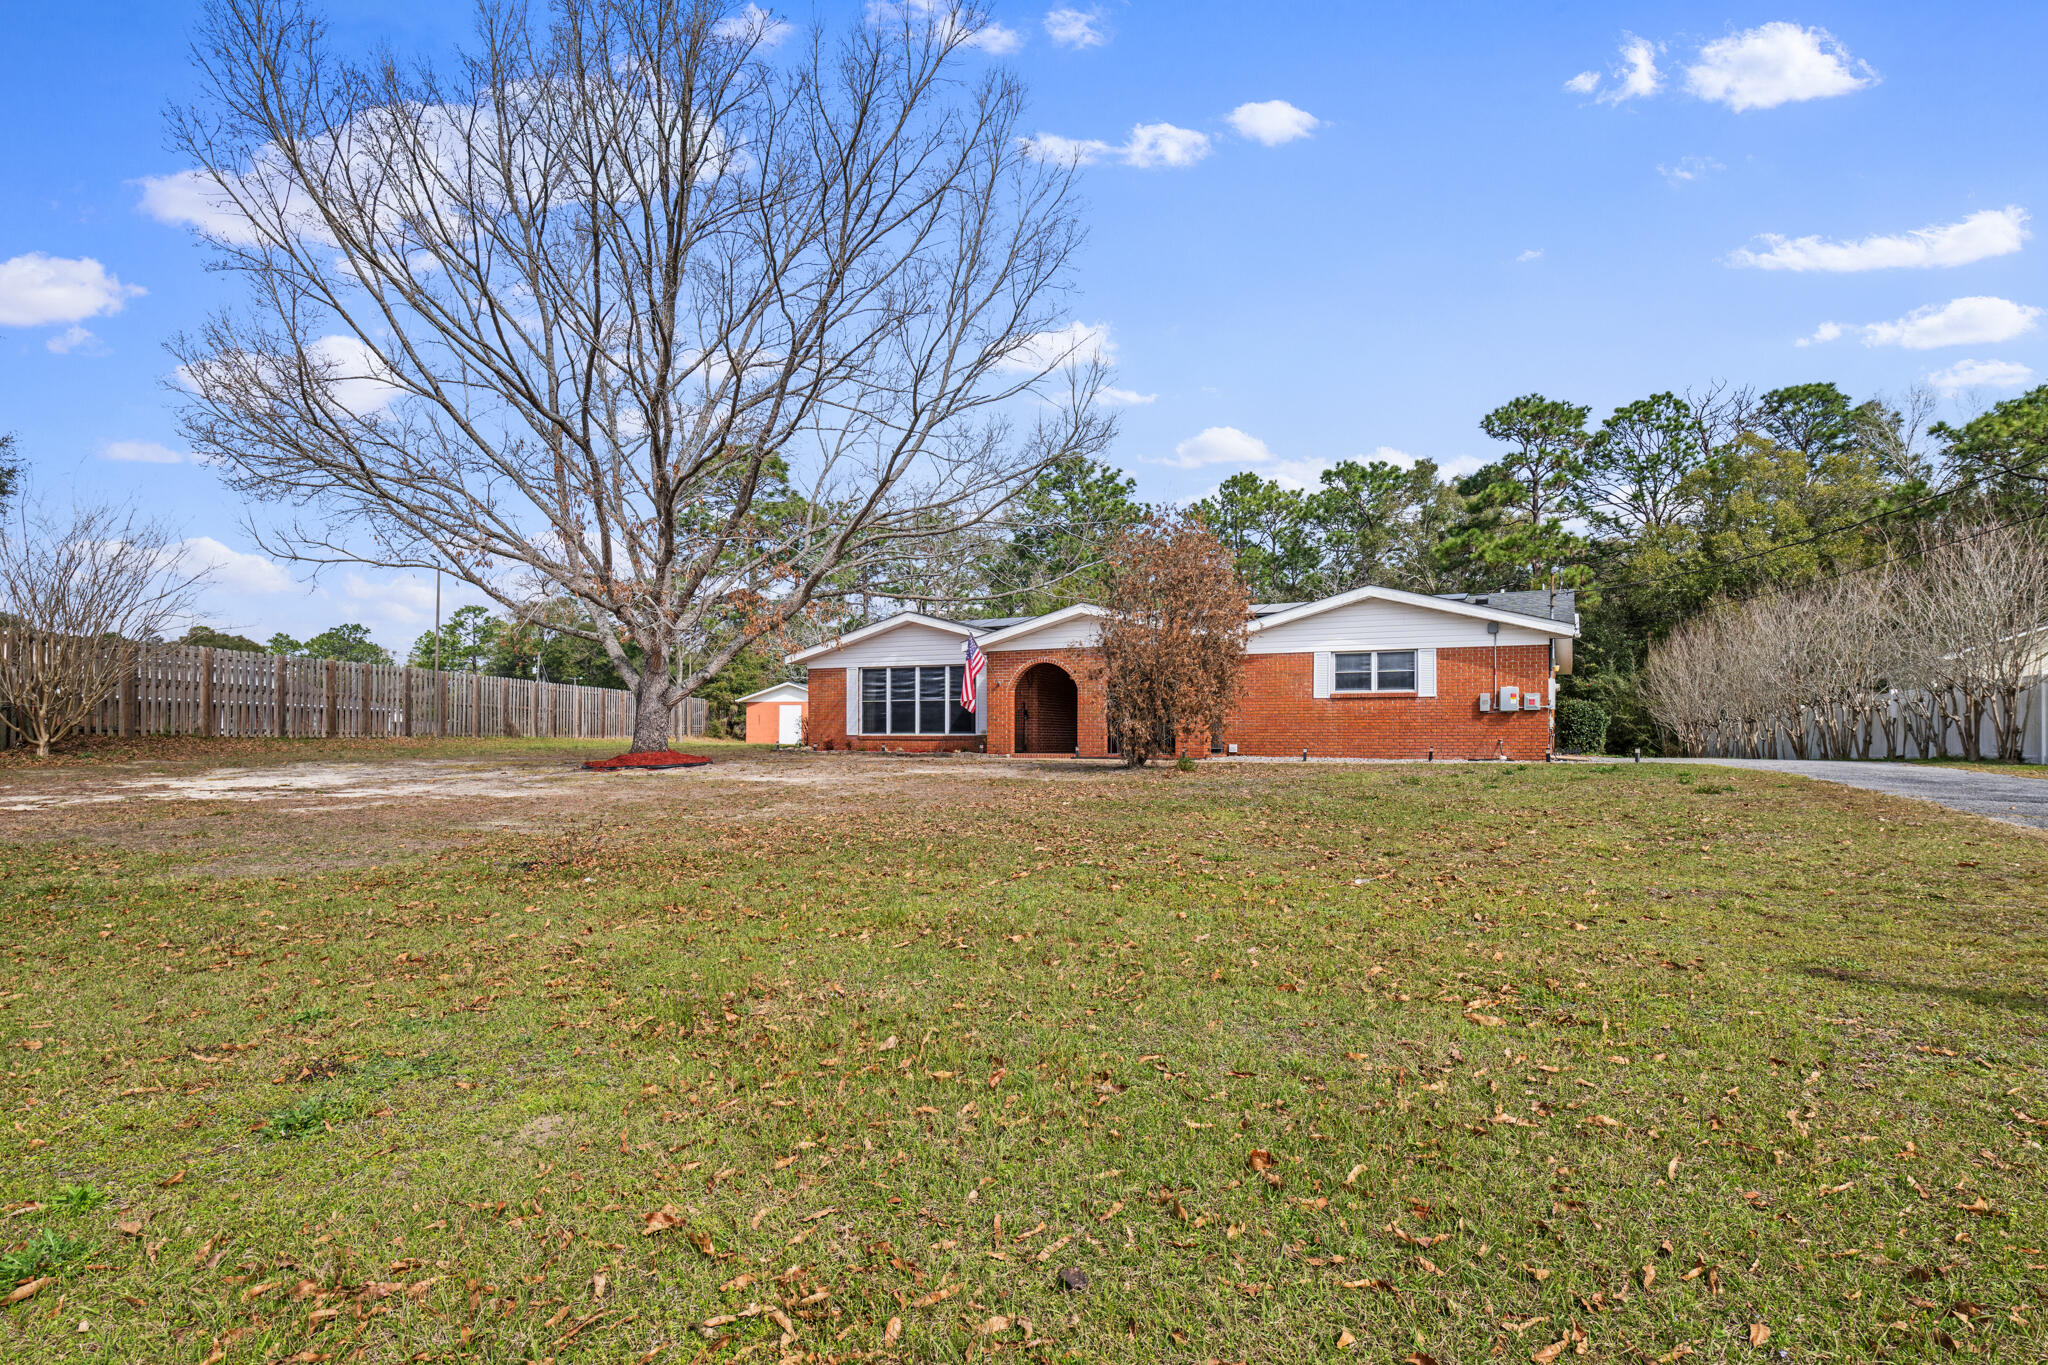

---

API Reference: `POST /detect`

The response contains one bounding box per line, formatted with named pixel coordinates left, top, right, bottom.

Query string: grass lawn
left=2, top=747, right=2045, bottom=1362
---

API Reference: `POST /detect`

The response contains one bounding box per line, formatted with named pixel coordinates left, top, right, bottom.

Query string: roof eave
left=973, top=603, right=1107, bottom=649
left=1248, top=584, right=1580, bottom=638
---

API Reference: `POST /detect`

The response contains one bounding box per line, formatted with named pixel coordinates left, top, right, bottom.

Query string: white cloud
left=1795, top=321, right=1846, bottom=348
left=1122, top=122, right=1211, bottom=168
left=1598, top=34, right=1663, bottom=104
left=1021, top=132, right=1116, bottom=166
left=1165, top=426, right=1273, bottom=469
left=342, top=571, right=443, bottom=627
left=714, top=4, right=794, bottom=47
left=1564, top=71, right=1600, bottom=95
left=1658, top=155, right=1724, bottom=184
left=1227, top=100, right=1320, bottom=146
left=1000, top=320, right=1116, bottom=374
left=1803, top=297, right=2042, bottom=350
left=178, top=333, right=406, bottom=417
left=102, top=440, right=186, bottom=464
left=1268, top=458, right=1335, bottom=491
left=1043, top=6, right=1105, bottom=48
left=136, top=168, right=268, bottom=245
left=1022, top=123, right=1211, bottom=169
left=965, top=20, right=1022, bottom=53
left=45, top=325, right=102, bottom=355
left=1515, top=248, right=1543, bottom=263
left=1100, top=387, right=1156, bottom=405
left=1730, top=206, right=2030, bottom=272
left=0, top=253, right=146, bottom=329
left=1927, top=358, right=2035, bottom=394
left=1365, top=445, right=1419, bottom=468
left=1685, top=22, right=1874, bottom=112
left=866, top=0, right=1019, bottom=54
left=306, top=336, right=406, bottom=414
left=178, top=537, right=297, bottom=595
left=1861, top=296, right=2041, bottom=350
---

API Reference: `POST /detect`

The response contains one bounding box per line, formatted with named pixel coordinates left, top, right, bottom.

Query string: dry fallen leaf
left=640, top=1204, right=687, bottom=1236
left=1247, top=1149, right=1277, bottom=1172
left=1336, top=1327, right=1356, bottom=1349
left=883, top=1317, right=903, bottom=1346
left=1748, top=1322, right=1770, bottom=1347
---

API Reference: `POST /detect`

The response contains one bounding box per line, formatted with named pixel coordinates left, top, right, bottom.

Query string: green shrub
left=263, top=1091, right=360, bottom=1139
left=0, top=1229, right=90, bottom=1282
left=1556, top=698, right=1611, bottom=754
left=52, top=1184, right=108, bottom=1214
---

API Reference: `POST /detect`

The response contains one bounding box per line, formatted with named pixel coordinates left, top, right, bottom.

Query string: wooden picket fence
left=0, top=635, right=709, bottom=748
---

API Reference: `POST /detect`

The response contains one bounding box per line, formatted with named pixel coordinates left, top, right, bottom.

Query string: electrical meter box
left=1522, top=691, right=1544, bottom=711
left=1477, top=691, right=1492, bottom=712
left=1497, top=685, right=1521, bottom=711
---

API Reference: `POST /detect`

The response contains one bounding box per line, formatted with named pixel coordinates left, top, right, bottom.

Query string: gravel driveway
left=1664, top=758, right=2048, bottom=833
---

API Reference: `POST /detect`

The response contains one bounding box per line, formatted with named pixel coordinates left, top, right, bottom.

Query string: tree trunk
left=628, top=669, right=672, bottom=754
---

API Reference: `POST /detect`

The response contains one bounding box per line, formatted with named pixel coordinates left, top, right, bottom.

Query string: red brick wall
left=985, top=648, right=1110, bottom=757
left=813, top=643, right=1554, bottom=759
left=801, top=667, right=982, bottom=752
left=1221, top=644, right=1554, bottom=760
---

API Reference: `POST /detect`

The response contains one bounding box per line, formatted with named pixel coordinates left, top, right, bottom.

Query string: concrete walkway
left=1662, top=758, right=2048, bottom=833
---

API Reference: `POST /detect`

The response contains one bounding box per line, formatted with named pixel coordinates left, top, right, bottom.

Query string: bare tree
left=1096, top=512, right=1251, bottom=768
left=0, top=499, right=203, bottom=757
left=168, top=0, right=1115, bottom=751
left=1899, top=519, right=2048, bottom=761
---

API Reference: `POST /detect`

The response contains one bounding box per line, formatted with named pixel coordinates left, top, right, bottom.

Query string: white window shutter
left=1416, top=648, right=1437, bottom=698
left=845, top=668, right=860, bottom=735
left=975, top=681, right=988, bottom=733
left=1312, top=652, right=1333, bottom=699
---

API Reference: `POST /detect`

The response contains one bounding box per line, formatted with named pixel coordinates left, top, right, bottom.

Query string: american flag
left=960, top=637, right=986, bottom=710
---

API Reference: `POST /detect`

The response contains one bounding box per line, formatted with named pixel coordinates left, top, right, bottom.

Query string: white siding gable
left=804, top=621, right=971, bottom=670
left=1250, top=598, right=1552, bottom=654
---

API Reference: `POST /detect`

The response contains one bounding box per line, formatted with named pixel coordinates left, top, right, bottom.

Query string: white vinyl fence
left=1686, top=678, right=2048, bottom=764
left=0, top=635, right=709, bottom=749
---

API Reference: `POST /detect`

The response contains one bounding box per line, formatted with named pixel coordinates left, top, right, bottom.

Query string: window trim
left=1331, top=649, right=1420, bottom=694
left=857, top=665, right=975, bottom=735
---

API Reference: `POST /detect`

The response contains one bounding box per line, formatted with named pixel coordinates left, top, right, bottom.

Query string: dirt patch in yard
left=0, top=742, right=1133, bottom=872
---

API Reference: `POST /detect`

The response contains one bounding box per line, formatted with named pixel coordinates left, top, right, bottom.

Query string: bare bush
left=0, top=500, right=202, bottom=756
left=1645, top=520, right=2048, bottom=761
left=1097, top=512, right=1251, bottom=768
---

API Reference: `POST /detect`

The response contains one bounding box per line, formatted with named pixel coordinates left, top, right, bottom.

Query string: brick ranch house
left=788, top=585, right=1578, bottom=761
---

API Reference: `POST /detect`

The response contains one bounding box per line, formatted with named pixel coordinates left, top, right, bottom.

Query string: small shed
left=737, top=681, right=809, bottom=745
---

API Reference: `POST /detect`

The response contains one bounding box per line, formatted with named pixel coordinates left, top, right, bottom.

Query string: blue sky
left=4, top=1, right=2046, bottom=651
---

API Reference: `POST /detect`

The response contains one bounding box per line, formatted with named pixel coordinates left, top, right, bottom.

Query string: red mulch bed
left=581, top=750, right=713, bottom=772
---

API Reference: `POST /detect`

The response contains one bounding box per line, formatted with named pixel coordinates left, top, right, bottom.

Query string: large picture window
left=859, top=666, right=975, bottom=734
left=1333, top=649, right=1418, bottom=692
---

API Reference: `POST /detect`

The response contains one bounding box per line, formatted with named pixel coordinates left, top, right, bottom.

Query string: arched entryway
left=1013, top=662, right=1078, bottom=754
